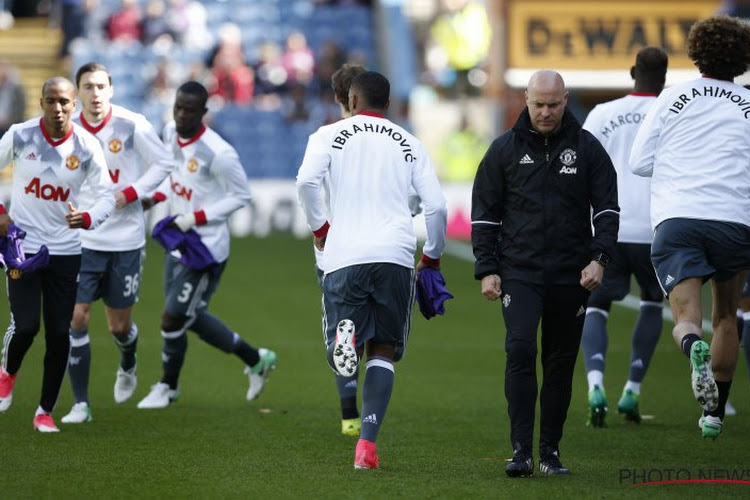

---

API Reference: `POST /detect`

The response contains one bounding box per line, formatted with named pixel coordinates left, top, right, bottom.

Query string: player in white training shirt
left=297, top=71, right=447, bottom=469
left=630, top=17, right=750, bottom=439
left=0, top=77, right=114, bottom=432
left=137, top=81, right=277, bottom=410
left=580, top=47, right=667, bottom=427
left=60, top=62, right=176, bottom=424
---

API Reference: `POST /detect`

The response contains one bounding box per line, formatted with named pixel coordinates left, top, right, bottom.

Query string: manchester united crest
left=65, top=155, right=81, bottom=171
left=187, top=158, right=199, bottom=173
left=559, top=148, right=577, bottom=166
left=8, top=269, right=22, bottom=280
left=108, top=138, right=122, bottom=153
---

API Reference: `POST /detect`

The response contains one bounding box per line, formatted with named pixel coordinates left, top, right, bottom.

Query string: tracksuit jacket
left=471, top=108, right=620, bottom=285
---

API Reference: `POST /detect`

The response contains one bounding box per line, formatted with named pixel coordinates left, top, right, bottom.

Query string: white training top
left=296, top=111, right=447, bottom=274
left=0, top=118, right=114, bottom=254
left=74, top=104, right=175, bottom=251
left=630, top=77, right=750, bottom=229
left=583, top=93, right=657, bottom=244
left=161, top=122, right=251, bottom=263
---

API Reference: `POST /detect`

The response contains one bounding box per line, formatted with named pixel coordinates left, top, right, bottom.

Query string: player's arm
left=629, top=98, right=666, bottom=177
left=296, top=132, right=331, bottom=238
left=118, top=117, right=176, bottom=208
left=78, top=137, right=115, bottom=229
left=0, top=125, right=15, bottom=235
left=411, top=142, right=447, bottom=269
left=587, top=137, right=620, bottom=265
left=471, top=138, right=504, bottom=281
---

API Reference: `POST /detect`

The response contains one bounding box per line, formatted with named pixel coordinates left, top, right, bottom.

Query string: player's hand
left=141, top=196, right=157, bottom=211
left=65, top=202, right=86, bottom=229
left=314, top=234, right=326, bottom=251
left=115, top=191, right=127, bottom=209
left=174, top=213, right=196, bottom=232
left=580, top=260, right=604, bottom=291
left=481, top=274, right=502, bottom=301
left=0, top=212, right=11, bottom=236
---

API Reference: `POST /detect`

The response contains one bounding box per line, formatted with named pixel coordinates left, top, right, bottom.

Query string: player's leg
left=37, top=254, right=81, bottom=432
left=538, top=284, right=588, bottom=475
left=0, top=265, right=43, bottom=412
left=501, top=279, right=543, bottom=477
left=618, top=244, right=664, bottom=422
left=354, top=263, right=412, bottom=470
left=739, top=273, right=750, bottom=386
left=101, top=248, right=144, bottom=404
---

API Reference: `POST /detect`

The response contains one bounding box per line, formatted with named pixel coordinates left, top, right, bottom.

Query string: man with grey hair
left=472, top=70, right=619, bottom=476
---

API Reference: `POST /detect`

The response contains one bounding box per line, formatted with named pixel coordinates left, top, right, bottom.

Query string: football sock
left=113, top=323, right=138, bottom=371
left=335, top=373, right=359, bottom=419
left=582, top=308, right=608, bottom=376
left=68, top=328, right=91, bottom=404
left=737, top=309, right=744, bottom=342
left=587, top=370, right=604, bottom=393
left=708, top=380, right=732, bottom=420
left=233, top=340, right=260, bottom=367
left=624, top=380, right=641, bottom=394
left=360, top=357, right=394, bottom=443
left=190, top=311, right=239, bottom=353
left=161, top=330, right=187, bottom=390
left=627, top=301, right=663, bottom=383
left=742, top=312, right=750, bottom=383
left=680, top=333, right=701, bottom=358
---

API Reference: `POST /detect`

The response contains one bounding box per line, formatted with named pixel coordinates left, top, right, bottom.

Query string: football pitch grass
left=3, top=235, right=750, bottom=498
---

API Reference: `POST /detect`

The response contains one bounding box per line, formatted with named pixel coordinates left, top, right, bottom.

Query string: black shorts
left=588, top=242, right=663, bottom=308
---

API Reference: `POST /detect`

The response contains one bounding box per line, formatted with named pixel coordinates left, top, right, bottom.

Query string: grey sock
left=190, top=312, right=238, bottom=353
left=627, top=302, right=663, bottom=383
left=161, top=330, right=187, bottom=390
left=582, top=309, right=608, bottom=373
left=113, top=323, right=138, bottom=371
left=335, top=372, right=359, bottom=419
left=360, top=357, right=394, bottom=443
left=68, top=328, right=91, bottom=404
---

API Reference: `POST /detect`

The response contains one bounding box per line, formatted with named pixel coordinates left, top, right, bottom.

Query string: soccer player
left=296, top=71, right=447, bottom=469
left=472, top=70, right=619, bottom=476
left=630, top=17, right=750, bottom=439
left=314, top=63, right=367, bottom=437
left=580, top=46, right=668, bottom=427
left=137, top=81, right=277, bottom=409
left=60, top=62, right=177, bottom=424
left=0, top=76, right=114, bottom=432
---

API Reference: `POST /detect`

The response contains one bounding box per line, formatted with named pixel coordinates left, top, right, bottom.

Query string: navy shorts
left=588, top=242, right=664, bottom=308
left=163, top=254, right=226, bottom=317
left=76, top=247, right=144, bottom=308
left=322, top=263, right=414, bottom=361
left=651, top=218, right=750, bottom=295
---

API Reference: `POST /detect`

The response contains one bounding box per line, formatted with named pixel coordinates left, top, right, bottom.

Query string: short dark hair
left=331, top=64, right=366, bottom=112
left=687, top=17, right=750, bottom=80
left=42, top=76, right=74, bottom=97
left=75, top=62, right=111, bottom=88
left=177, top=81, right=209, bottom=107
left=350, top=71, right=390, bottom=110
left=634, top=46, right=668, bottom=74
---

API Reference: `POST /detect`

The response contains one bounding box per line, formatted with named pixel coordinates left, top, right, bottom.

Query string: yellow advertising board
left=508, top=1, right=721, bottom=70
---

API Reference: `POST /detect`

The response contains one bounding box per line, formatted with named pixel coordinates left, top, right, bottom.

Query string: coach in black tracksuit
left=471, top=70, right=619, bottom=477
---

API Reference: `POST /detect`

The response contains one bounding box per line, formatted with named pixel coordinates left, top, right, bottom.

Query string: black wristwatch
left=593, top=252, right=610, bottom=268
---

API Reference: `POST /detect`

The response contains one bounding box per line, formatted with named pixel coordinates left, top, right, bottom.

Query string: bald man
left=0, top=77, right=114, bottom=432
left=472, top=70, right=619, bottom=476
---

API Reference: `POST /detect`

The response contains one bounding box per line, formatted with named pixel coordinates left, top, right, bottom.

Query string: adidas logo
left=631, top=358, right=644, bottom=369
left=577, top=305, right=586, bottom=317
left=362, top=413, right=378, bottom=425
left=344, top=380, right=358, bottom=389
left=519, top=154, right=534, bottom=165
left=591, top=353, right=604, bottom=361
left=25, top=152, right=37, bottom=160
left=665, top=274, right=674, bottom=285
left=69, top=356, right=81, bottom=366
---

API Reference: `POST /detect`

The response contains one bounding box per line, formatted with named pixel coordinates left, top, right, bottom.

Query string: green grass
left=2, top=236, right=750, bottom=498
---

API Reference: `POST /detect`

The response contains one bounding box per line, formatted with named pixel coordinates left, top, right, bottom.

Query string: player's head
left=40, top=76, right=76, bottom=138
left=75, top=62, right=114, bottom=120
left=348, top=71, right=390, bottom=115
left=631, top=46, right=668, bottom=93
left=525, top=69, right=568, bottom=137
left=332, top=63, right=366, bottom=117
left=687, top=16, right=750, bottom=80
left=173, top=81, right=208, bottom=138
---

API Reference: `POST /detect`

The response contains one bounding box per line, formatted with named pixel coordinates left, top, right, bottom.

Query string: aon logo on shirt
left=24, top=177, right=70, bottom=201
left=559, top=166, right=577, bottom=175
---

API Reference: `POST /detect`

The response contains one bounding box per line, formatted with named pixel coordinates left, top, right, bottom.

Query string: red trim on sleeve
left=153, top=191, right=167, bottom=203
left=313, top=221, right=330, bottom=238
left=0, top=205, right=6, bottom=215
left=420, top=255, right=441, bottom=268
left=81, top=212, right=92, bottom=230
left=194, top=210, right=207, bottom=226
left=356, top=110, right=386, bottom=118
left=121, top=186, right=138, bottom=203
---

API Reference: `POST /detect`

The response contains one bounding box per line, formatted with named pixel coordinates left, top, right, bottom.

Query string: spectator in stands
left=281, top=83, right=311, bottom=123
left=59, top=0, right=94, bottom=71
left=106, top=0, right=141, bottom=44
left=254, top=40, right=288, bottom=98
left=167, top=0, right=212, bottom=51
left=140, top=0, right=172, bottom=46
left=282, top=31, right=315, bottom=86
left=206, top=23, right=253, bottom=107
left=0, top=61, right=25, bottom=135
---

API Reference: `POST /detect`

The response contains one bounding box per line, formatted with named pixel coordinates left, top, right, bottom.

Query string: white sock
left=624, top=381, right=641, bottom=394
left=587, top=370, right=604, bottom=392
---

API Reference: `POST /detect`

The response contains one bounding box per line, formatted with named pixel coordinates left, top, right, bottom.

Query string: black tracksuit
left=472, top=108, right=619, bottom=456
